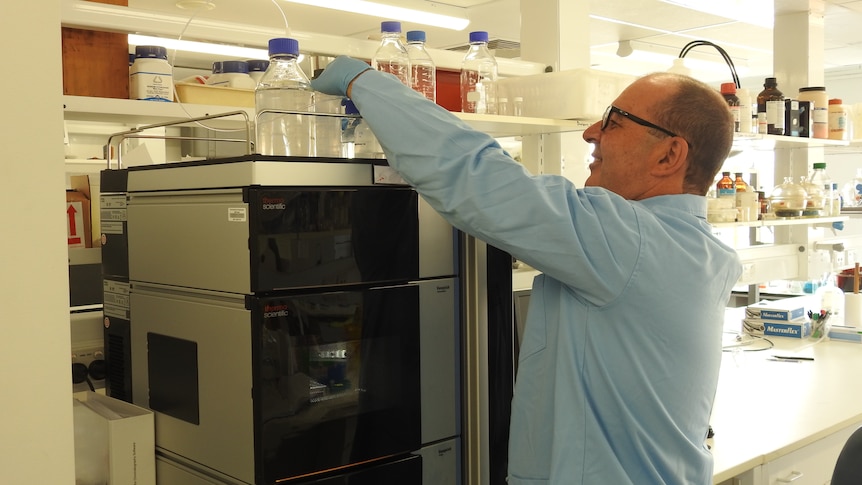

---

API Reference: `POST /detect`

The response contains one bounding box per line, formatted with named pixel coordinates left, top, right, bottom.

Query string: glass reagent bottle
left=460, top=31, right=498, bottom=114
left=255, top=38, right=316, bottom=157
left=406, top=30, right=436, bottom=103
left=372, top=21, right=410, bottom=87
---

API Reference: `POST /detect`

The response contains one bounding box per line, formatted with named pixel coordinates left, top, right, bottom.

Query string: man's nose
left=582, top=120, right=602, bottom=143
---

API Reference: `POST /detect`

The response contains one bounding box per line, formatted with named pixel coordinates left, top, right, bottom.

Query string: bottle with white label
left=129, top=45, right=174, bottom=102
left=460, top=31, right=498, bottom=114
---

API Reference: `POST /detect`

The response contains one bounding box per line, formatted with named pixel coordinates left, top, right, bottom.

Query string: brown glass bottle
left=716, top=172, right=735, bottom=199
left=734, top=173, right=749, bottom=192
left=757, top=77, right=785, bottom=135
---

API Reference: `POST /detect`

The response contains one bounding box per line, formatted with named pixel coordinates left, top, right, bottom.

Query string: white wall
left=0, top=0, right=77, bottom=483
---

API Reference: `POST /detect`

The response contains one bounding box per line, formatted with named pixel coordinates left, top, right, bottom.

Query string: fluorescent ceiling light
left=282, top=0, right=470, bottom=31
left=128, top=34, right=269, bottom=60
left=659, top=0, right=774, bottom=28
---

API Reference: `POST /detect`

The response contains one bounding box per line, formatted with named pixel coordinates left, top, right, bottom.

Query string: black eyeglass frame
left=601, top=105, right=679, bottom=139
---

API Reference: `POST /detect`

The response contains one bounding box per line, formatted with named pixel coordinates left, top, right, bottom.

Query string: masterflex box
left=743, top=317, right=811, bottom=339
left=745, top=296, right=811, bottom=322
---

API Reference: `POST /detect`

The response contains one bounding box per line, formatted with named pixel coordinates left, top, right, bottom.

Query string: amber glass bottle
left=757, top=77, right=785, bottom=135
left=717, top=172, right=735, bottom=200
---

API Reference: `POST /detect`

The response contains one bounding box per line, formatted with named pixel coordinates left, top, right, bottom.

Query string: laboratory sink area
left=711, top=307, right=862, bottom=484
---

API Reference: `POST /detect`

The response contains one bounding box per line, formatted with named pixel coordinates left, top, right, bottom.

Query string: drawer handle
left=777, top=471, right=804, bottom=482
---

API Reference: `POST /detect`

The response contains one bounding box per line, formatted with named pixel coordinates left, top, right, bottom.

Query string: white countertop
left=710, top=309, right=862, bottom=482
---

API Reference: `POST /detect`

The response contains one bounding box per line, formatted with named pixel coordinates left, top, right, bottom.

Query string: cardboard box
left=743, top=317, right=811, bottom=339
left=67, top=175, right=101, bottom=248
left=66, top=187, right=92, bottom=249
left=784, top=99, right=800, bottom=136
left=828, top=325, right=862, bottom=343
left=798, top=100, right=813, bottom=137
left=746, top=296, right=810, bottom=322
left=73, top=391, right=155, bottom=485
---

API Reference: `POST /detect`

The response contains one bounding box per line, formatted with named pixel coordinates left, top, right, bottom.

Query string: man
left=311, top=57, right=741, bottom=484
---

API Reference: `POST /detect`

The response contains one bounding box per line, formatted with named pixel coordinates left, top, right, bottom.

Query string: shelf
left=710, top=215, right=848, bottom=229
left=454, top=112, right=589, bottom=137
left=732, top=133, right=850, bottom=150
left=63, top=95, right=254, bottom=129
left=62, top=95, right=588, bottom=138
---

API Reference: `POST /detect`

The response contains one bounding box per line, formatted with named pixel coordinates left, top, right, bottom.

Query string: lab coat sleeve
left=349, top=71, right=642, bottom=305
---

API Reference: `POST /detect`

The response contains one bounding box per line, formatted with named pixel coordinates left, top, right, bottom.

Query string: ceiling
left=126, top=0, right=862, bottom=83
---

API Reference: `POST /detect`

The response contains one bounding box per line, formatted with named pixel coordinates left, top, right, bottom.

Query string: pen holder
left=845, top=293, right=862, bottom=327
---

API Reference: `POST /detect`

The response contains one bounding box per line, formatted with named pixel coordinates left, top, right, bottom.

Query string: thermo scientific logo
left=263, top=304, right=289, bottom=318
left=261, top=197, right=286, bottom=210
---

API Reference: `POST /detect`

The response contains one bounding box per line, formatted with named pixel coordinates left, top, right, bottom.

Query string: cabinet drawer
left=763, top=423, right=859, bottom=485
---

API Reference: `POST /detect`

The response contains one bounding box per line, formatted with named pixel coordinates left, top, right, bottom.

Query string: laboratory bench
left=711, top=308, right=862, bottom=484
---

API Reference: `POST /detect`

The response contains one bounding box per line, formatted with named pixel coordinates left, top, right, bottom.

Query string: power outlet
left=72, top=345, right=103, bottom=368
left=71, top=342, right=105, bottom=391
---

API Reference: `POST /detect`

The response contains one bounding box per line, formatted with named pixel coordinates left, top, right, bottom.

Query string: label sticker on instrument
left=228, top=207, right=247, bottom=222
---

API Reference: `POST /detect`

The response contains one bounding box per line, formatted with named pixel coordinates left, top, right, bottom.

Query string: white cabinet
left=761, top=423, right=858, bottom=485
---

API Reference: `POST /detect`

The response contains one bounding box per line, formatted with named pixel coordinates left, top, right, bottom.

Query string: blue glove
left=310, top=56, right=372, bottom=97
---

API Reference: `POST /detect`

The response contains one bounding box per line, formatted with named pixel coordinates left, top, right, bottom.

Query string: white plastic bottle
left=460, top=31, right=498, bottom=114
left=372, top=21, right=410, bottom=87
left=247, top=59, right=270, bottom=84
left=406, top=30, right=436, bottom=103
left=206, top=61, right=224, bottom=85
left=815, top=272, right=845, bottom=327
left=254, top=38, right=315, bottom=157
left=809, top=162, right=834, bottom=216
left=736, top=88, right=753, bottom=134
left=207, top=60, right=256, bottom=89
left=129, top=45, right=174, bottom=102
left=831, top=182, right=843, bottom=215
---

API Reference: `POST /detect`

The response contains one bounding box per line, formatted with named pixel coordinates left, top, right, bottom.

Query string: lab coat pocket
left=517, top=290, right=546, bottom=361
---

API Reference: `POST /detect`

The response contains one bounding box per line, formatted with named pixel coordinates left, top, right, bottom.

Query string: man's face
left=582, top=78, right=675, bottom=200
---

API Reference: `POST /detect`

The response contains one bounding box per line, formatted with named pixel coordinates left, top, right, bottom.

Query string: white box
left=73, top=391, right=155, bottom=485
left=743, top=317, right=811, bottom=339
left=496, top=68, right=635, bottom=120
left=746, top=296, right=812, bottom=322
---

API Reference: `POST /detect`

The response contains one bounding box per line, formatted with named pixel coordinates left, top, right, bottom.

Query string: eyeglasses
left=601, top=105, right=679, bottom=139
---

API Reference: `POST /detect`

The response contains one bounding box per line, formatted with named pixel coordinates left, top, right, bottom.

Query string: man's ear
left=650, top=137, right=689, bottom=178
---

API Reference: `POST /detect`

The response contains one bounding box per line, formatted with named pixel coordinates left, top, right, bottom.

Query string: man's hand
left=310, top=56, right=372, bottom=98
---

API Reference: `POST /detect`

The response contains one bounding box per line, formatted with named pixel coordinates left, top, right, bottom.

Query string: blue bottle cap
left=381, top=21, right=402, bottom=33
left=406, top=30, right=426, bottom=43
left=343, top=99, right=359, bottom=115
left=221, top=60, right=249, bottom=74
left=211, top=61, right=223, bottom=74
left=246, top=59, right=270, bottom=72
left=135, top=45, right=168, bottom=60
left=469, top=31, right=489, bottom=43
left=268, top=38, right=299, bottom=57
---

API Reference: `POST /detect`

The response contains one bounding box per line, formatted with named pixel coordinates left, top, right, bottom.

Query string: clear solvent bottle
left=406, top=30, right=436, bottom=102
left=372, top=21, right=410, bottom=87
left=460, top=31, right=498, bottom=114
left=254, top=38, right=316, bottom=157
